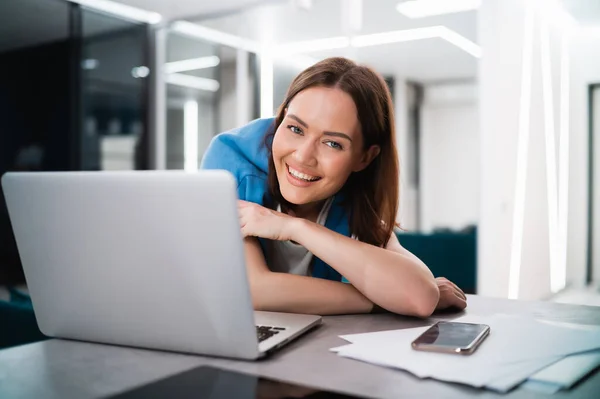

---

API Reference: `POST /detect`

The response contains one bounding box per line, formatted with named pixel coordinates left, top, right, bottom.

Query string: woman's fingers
left=446, top=279, right=466, bottom=301
left=437, top=277, right=466, bottom=301
left=437, top=280, right=467, bottom=310
left=452, top=291, right=467, bottom=309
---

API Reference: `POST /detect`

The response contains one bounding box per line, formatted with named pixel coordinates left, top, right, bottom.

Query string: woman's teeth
left=288, top=166, right=320, bottom=182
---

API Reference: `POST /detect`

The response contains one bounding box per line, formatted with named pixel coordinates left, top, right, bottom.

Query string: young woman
left=202, top=57, right=466, bottom=317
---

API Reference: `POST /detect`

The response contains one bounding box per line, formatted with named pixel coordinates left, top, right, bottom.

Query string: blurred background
left=0, top=0, right=599, bottom=308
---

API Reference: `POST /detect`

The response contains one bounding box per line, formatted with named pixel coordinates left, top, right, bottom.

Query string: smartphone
left=411, top=321, right=490, bottom=355
left=106, top=365, right=367, bottom=398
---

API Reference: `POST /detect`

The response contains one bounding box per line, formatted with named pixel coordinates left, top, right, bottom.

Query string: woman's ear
left=353, top=145, right=381, bottom=172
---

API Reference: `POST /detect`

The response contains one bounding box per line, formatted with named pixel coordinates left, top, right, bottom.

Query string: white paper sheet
left=523, top=350, right=600, bottom=393
left=332, top=314, right=600, bottom=392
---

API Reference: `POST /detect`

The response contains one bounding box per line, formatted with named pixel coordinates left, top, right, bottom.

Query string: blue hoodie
left=200, top=118, right=350, bottom=281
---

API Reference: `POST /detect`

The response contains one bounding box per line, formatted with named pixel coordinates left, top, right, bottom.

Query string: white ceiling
left=112, top=0, right=278, bottom=21
left=564, top=0, right=600, bottom=26
left=303, top=38, right=477, bottom=81
left=197, top=0, right=477, bottom=44
left=4, top=0, right=600, bottom=82
left=197, top=0, right=478, bottom=82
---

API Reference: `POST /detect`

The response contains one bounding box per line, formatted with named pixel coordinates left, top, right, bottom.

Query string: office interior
left=0, top=0, right=599, bottom=351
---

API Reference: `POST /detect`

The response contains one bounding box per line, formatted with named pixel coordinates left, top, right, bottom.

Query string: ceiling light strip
left=438, top=26, right=482, bottom=58
left=350, top=26, right=443, bottom=47
left=166, top=73, right=220, bottom=92
left=273, top=27, right=481, bottom=59
left=165, top=56, right=221, bottom=74
left=170, top=21, right=260, bottom=53
left=69, top=0, right=161, bottom=24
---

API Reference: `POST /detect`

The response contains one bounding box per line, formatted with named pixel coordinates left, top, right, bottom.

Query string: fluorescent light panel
left=165, top=56, right=220, bottom=74
left=397, top=0, right=481, bottom=19
left=350, top=26, right=442, bottom=47
left=274, top=26, right=480, bottom=59
left=170, top=21, right=260, bottom=53
left=438, top=26, right=482, bottom=58
left=69, top=0, right=161, bottom=24
left=166, top=73, right=220, bottom=92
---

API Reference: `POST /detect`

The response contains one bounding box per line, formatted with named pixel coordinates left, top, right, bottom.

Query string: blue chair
left=0, top=287, right=47, bottom=350
left=396, top=228, right=477, bottom=294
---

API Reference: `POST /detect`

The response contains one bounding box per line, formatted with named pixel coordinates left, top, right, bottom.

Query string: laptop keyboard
left=256, top=325, right=287, bottom=342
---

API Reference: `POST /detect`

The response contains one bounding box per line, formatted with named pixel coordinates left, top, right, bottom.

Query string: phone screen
left=106, top=365, right=367, bottom=398
left=412, top=322, right=490, bottom=351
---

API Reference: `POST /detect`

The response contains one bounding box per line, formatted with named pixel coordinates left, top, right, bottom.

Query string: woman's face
left=272, top=86, right=379, bottom=206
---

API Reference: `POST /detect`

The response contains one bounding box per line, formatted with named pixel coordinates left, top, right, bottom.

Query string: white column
left=394, top=78, right=417, bottom=229
left=478, top=0, right=568, bottom=299
left=236, top=49, right=250, bottom=127
left=260, top=49, right=274, bottom=118
left=152, top=27, right=167, bottom=170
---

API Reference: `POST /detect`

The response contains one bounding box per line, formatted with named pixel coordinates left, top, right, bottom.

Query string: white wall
left=394, top=79, right=419, bottom=230
left=217, top=54, right=256, bottom=132
left=166, top=97, right=215, bottom=169
left=594, top=86, right=600, bottom=284
left=420, top=82, right=479, bottom=233
left=478, top=0, right=569, bottom=299
left=219, top=60, right=238, bottom=132
left=567, top=31, right=600, bottom=288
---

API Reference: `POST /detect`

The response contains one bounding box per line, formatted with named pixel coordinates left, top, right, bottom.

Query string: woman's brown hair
left=266, top=57, right=399, bottom=247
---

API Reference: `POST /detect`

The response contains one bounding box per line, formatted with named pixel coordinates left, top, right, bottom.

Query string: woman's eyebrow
left=288, top=114, right=309, bottom=128
left=287, top=113, right=353, bottom=142
left=323, top=131, right=352, bottom=142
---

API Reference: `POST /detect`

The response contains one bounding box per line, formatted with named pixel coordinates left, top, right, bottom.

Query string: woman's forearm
left=249, top=270, right=373, bottom=315
left=289, top=220, right=439, bottom=317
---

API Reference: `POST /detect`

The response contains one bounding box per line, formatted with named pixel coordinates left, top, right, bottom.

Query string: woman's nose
left=293, top=140, right=318, bottom=166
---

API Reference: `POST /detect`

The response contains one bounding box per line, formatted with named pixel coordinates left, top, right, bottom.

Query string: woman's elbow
left=411, top=281, right=440, bottom=318
left=380, top=282, right=438, bottom=317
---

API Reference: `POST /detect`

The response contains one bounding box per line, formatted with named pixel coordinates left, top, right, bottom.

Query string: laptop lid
left=2, top=170, right=260, bottom=359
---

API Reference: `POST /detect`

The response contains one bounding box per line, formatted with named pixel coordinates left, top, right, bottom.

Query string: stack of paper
left=331, top=314, right=600, bottom=393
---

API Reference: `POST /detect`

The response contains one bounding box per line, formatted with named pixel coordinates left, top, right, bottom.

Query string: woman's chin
left=279, top=188, right=311, bottom=206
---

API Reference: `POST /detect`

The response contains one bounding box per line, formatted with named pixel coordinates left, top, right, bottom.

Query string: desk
left=1, top=295, right=599, bottom=398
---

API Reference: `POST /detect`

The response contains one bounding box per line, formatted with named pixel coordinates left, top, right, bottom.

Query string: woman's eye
left=288, top=125, right=303, bottom=134
left=325, top=141, right=343, bottom=150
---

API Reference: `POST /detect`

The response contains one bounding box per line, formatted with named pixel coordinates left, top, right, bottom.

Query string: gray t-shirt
left=264, top=198, right=333, bottom=276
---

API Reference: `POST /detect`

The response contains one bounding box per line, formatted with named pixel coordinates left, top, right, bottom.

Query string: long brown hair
left=266, top=57, right=399, bottom=247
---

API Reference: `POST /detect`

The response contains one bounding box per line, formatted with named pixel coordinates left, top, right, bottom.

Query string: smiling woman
left=201, top=57, right=467, bottom=317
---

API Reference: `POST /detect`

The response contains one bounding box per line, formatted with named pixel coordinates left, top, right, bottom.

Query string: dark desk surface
left=1, top=295, right=599, bottom=399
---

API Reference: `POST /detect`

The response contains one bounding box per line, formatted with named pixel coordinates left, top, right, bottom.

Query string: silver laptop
left=1, top=170, right=321, bottom=359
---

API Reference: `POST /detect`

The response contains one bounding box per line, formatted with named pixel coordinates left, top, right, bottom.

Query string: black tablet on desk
left=105, top=365, right=370, bottom=399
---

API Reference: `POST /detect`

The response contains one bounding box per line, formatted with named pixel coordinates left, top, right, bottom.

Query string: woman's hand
left=238, top=200, right=297, bottom=241
left=435, top=277, right=467, bottom=311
